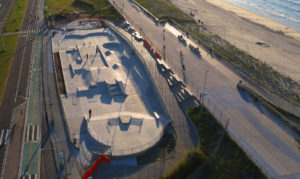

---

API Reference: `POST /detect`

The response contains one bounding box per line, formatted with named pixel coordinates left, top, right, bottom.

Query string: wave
left=227, top=0, right=300, bottom=29
left=282, top=0, right=300, bottom=7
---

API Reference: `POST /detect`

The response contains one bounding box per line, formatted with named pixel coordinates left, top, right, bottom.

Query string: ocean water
left=225, top=0, right=300, bottom=31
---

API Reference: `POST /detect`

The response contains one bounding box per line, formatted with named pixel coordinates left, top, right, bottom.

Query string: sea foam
left=226, top=0, right=300, bottom=31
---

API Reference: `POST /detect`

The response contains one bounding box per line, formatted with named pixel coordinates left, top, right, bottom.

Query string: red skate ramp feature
left=83, top=155, right=111, bottom=179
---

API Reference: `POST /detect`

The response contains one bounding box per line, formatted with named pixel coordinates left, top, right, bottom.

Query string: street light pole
left=200, top=70, right=209, bottom=112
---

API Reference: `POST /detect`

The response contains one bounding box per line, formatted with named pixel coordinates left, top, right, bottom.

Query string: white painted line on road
left=26, top=126, right=29, bottom=141
left=31, top=125, right=35, bottom=141
left=4, top=129, right=10, bottom=145
left=14, top=34, right=29, bottom=103
left=35, top=125, right=39, bottom=141
left=0, top=129, right=4, bottom=145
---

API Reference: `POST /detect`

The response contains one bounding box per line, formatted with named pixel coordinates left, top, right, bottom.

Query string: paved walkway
left=110, top=0, right=300, bottom=178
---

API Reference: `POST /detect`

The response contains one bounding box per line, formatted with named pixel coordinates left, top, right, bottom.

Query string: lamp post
left=200, top=70, right=209, bottom=112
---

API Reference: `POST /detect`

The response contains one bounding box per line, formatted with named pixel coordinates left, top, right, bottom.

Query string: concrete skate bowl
left=86, top=112, right=164, bottom=158
left=103, top=42, right=125, bottom=53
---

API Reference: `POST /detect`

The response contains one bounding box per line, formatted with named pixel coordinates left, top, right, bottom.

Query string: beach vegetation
left=0, top=34, right=19, bottom=101
left=45, top=0, right=123, bottom=22
left=163, top=106, right=266, bottom=178
left=137, top=128, right=176, bottom=165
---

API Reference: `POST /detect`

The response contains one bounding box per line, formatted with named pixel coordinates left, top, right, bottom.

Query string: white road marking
left=35, top=126, right=39, bottom=141
left=4, top=129, right=10, bottom=145
left=0, top=129, right=4, bottom=145
left=31, top=125, right=35, bottom=141
left=26, top=126, right=29, bottom=141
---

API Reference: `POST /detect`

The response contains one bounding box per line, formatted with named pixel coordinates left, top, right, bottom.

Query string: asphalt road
left=0, top=0, right=39, bottom=175
left=0, top=0, right=16, bottom=31
left=111, top=0, right=300, bottom=177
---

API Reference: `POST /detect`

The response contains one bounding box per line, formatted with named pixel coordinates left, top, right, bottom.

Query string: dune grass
left=163, top=106, right=266, bottom=178
left=45, top=0, right=123, bottom=22
left=136, top=0, right=191, bottom=23
left=5, top=0, right=29, bottom=32
left=0, top=34, right=18, bottom=101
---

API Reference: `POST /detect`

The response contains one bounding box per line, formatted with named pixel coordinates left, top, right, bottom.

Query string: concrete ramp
left=96, top=45, right=109, bottom=67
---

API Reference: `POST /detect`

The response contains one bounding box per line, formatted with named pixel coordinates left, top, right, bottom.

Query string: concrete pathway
left=110, top=0, right=300, bottom=178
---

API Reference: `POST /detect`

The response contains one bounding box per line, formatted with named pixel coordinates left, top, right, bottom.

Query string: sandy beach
left=172, top=0, right=300, bottom=83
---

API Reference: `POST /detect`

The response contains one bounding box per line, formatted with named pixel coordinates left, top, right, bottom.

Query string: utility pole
left=200, top=70, right=209, bottom=112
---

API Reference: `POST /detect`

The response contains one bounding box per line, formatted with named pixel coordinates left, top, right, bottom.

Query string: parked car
left=128, top=27, right=136, bottom=33
left=124, top=26, right=130, bottom=32
left=120, top=21, right=130, bottom=28
left=132, top=32, right=143, bottom=41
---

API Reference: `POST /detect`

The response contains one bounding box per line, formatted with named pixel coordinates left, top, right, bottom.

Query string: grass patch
left=163, top=149, right=206, bottom=179
left=0, top=34, right=19, bottom=100
left=136, top=0, right=191, bottom=23
left=164, top=106, right=266, bottom=178
left=5, top=0, right=29, bottom=32
left=137, top=145, right=163, bottom=165
left=135, top=0, right=300, bottom=106
left=45, top=0, right=123, bottom=22
left=137, top=129, right=176, bottom=165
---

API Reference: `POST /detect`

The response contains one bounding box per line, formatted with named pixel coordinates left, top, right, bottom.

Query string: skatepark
left=51, top=21, right=169, bottom=158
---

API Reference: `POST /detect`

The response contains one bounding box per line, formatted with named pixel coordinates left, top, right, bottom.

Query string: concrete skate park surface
left=51, top=21, right=168, bottom=157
